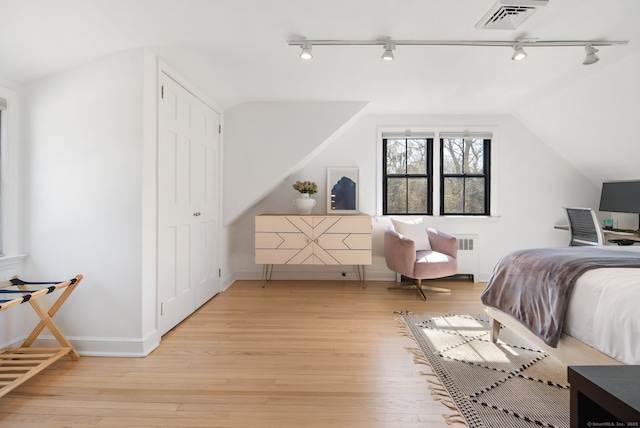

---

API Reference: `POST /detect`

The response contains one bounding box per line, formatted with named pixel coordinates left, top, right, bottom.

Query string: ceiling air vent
left=475, top=0, right=549, bottom=30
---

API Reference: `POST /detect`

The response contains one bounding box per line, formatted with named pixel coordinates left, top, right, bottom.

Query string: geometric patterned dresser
left=255, top=214, right=372, bottom=283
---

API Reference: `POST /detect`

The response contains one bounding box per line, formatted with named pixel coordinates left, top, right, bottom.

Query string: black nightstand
left=568, top=365, right=640, bottom=428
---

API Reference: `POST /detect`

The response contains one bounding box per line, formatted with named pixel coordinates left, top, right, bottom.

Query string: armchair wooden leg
left=417, top=278, right=451, bottom=293
left=420, top=286, right=452, bottom=293
left=388, top=281, right=426, bottom=300
left=415, top=279, right=426, bottom=300
left=388, top=278, right=450, bottom=300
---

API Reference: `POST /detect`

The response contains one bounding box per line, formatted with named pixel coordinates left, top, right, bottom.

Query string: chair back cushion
left=565, top=207, right=604, bottom=246
left=390, top=217, right=432, bottom=251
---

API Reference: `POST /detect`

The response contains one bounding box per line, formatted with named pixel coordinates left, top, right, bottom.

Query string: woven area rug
left=398, top=313, right=570, bottom=428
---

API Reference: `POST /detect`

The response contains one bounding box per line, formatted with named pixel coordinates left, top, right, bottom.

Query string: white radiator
left=455, top=234, right=479, bottom=283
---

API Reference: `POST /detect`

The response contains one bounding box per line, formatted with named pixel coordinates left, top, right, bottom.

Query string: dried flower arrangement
left=292, top=180, right=318, bottom=195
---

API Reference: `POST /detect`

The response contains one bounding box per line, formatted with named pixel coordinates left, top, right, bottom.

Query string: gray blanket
left=481, top=247, right=640, bottom=348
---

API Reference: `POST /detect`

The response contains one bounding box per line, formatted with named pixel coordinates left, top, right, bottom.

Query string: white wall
left=514, top=50, right=640, bottom=231
left=223, top=101, right=368, bottom=226
left=229, top=113, right=598, bottom=282
left=0, top=83, right=29, bottom=348
left=22, top=48, right=159, bottom=356
left=514, top=49, right=640, bottom=188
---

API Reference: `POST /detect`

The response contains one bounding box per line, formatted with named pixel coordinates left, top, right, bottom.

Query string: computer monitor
left=599, top=180, right=640, bottom=231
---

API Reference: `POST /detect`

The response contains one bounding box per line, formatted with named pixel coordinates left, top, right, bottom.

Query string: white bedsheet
left=564, top=246, right=640, bottom=364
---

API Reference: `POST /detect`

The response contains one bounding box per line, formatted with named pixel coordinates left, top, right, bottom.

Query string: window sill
left=0, top=254, right=27, bottom=269
left=376, top=214, right=501, bottom=219
left=374, top=214, right=502, bottom=226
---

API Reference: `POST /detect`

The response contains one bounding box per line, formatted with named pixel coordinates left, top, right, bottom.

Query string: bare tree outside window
left=441, top=138, right=490, bottom=215
left=383, top=138, right=432, bottom=215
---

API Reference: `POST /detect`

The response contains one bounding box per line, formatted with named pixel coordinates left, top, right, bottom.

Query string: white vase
left=293, top=193, right=316, bottom=214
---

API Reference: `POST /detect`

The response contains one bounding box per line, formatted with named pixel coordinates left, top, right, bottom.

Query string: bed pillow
left=390, top=217, right=432, bottom=251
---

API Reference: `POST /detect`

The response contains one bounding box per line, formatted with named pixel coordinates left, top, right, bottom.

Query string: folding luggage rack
left=0, top=274, right=83, bottom=398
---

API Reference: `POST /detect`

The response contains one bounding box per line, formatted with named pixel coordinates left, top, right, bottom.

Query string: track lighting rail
left=287, top=39, right=628, bottom=48
left=288, top=38, right=629, bottom=65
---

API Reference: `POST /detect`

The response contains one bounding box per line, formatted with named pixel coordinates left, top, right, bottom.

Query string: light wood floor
left=0, top=279, right=486, bottom=427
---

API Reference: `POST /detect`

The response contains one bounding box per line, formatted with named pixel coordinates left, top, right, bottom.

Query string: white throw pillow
left=390, top=217, right=432, bottom=251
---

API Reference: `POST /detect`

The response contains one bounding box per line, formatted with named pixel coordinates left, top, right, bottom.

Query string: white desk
left=554, top=225, right=640, bottom=245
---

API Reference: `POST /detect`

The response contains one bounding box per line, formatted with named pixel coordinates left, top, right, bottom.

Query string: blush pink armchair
left=384, top=225, right=458, bottom=300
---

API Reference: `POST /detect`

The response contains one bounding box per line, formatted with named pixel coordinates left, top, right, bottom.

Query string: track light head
left=381, top=41, right=395, bottom=61
left=511, top=42, right=527, bottom=61
left=299, top=41, right=313, bottom=60
left=583, top=44, right=599, bottom=65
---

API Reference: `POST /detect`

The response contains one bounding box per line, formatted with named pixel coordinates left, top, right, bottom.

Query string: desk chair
left=565, top=207, right=605, bottom=246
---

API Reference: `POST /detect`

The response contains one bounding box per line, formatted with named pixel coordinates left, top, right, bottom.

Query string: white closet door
left=190, top=87, right=220, bottom=309
left=158, top=72, right=220, bottom=336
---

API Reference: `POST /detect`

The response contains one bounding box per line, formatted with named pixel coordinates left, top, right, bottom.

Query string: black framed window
left=440, top=137, right=491, bottom=215
left=383, top=137, right=433, bottom=215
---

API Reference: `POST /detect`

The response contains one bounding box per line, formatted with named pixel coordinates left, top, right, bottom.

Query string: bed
left=482, top=246, right=640, bottom=366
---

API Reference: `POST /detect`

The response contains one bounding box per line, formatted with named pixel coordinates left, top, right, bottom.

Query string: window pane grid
left=440, top=138, right=490, bottom=216
left=383, top=138, right=432, bottom=215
